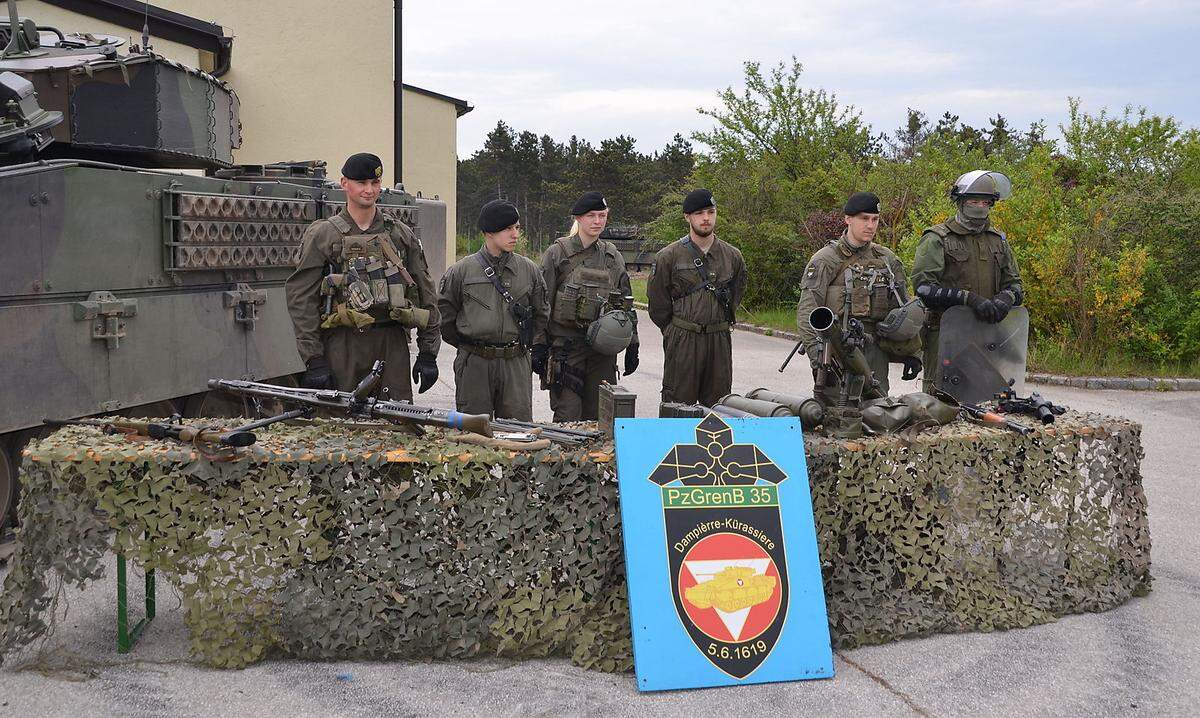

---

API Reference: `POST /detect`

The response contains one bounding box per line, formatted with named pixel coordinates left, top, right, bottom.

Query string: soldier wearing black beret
left=535, top=191, right=639, bottom=422
left=794, top=191, right=922, bottom=402
left=646, top=188, right=748, bottom=406
left=285, top=152, right=441, bottom=399
left=437, top=201, right=549, bottom=421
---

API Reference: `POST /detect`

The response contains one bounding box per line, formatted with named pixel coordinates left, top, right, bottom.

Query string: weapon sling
left=473, top=252, right=533, bottom=346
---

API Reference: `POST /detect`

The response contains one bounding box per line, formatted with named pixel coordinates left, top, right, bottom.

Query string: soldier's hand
left=966, top=292, right=999, bottom=323
left=301, top=356, right=333, bottom=389
left=411, top=354, right=438, bottom=394
left=901, top=356, right=923, bottom=381
left=530, top=344, right=549, bottom=377
left=990, top=290, right=1015, bottom=323
left=623, top=344, right=639, bottom=375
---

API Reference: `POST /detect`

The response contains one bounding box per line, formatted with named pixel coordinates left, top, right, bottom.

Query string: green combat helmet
left=949, top=170, right=1013, bottom=202
left=586, top=309, right=635, bottom=355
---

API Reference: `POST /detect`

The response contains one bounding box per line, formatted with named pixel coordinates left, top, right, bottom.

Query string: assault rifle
left=994, top=389, right=1067, bottom=424
left=209, top=361, right=493, bottom=437
left=42, top=408, right=309, bottom=449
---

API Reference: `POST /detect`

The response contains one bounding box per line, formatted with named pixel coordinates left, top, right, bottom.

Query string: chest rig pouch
left=551, top=249, right=614, bottom=328
left=319, top=215, right=430, bottom=330
left=825, top=252, right=897, bottom=322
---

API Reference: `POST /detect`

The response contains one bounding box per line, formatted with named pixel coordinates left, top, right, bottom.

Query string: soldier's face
left=844, top=212, right=879, bottom=245
left=340, top=176, right=382, bottom=209
left=686, top=207, right=716, bottom=237
left=486, top=224, right=521, bottom=253
left=576, top=209, right=609, bottom=238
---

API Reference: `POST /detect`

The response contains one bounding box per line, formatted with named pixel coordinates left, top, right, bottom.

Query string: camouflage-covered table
left=0, top=413, right=1150, bottom=670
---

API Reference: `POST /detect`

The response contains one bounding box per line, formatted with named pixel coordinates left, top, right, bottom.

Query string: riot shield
left=936, top=306, right=1029, bottom=404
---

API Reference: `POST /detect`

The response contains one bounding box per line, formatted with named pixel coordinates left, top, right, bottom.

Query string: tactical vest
left=319, top=214, right=429, bottom=330
left=549, top=237, right=620, bottom=329
left=926, top=222, right=1008, bottom=297
left=823, top=246, right=899, bottom=323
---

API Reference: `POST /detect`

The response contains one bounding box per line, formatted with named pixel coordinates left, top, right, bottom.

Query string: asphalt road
left=1, top=312, right=1197, bottom=717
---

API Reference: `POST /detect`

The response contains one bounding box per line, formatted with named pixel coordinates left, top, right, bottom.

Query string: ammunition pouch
left=549, top=353, right=585, bottom=395
left=552, top=266, right=611, bottom=328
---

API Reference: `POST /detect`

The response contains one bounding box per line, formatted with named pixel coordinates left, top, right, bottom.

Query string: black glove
left=990, top=290, right=1015, bottom=323
left=965, top=291, right=999, bottom=323
left=411, top=353, right=438, bottom=394
left=901, top=356, right=923, bottom=381
left=301, top=356, right=333, bottom=389
left=531, top=343, right=549, bottom=377
left=623, top=344, right=639, bottom=375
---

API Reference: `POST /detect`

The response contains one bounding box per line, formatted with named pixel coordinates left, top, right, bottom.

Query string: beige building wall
left=20, top=0, right=462, bottom=266
left=402, top=88, right=460, bottom=268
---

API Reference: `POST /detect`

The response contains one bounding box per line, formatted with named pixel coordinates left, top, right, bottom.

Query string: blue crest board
left=615, top=415, right=834, bottom=692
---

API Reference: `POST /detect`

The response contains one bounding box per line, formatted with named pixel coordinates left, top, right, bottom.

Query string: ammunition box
left=598, top=382, right=637, bottom=437
left=658, top=402, right=707, bottom=418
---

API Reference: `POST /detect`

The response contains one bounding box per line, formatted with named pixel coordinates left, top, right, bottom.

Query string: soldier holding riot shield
left=911, top=171, right=1028, bottom=401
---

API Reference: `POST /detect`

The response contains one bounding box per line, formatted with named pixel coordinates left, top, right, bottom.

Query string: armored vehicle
left=0, top=3, right=446, bottom=527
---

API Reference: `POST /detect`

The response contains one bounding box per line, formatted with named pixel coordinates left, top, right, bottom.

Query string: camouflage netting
left=0, top=412, right=1150, bottom=671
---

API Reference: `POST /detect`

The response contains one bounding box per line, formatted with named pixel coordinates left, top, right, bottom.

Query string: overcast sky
left=401, top=0, right=1200, bottom=158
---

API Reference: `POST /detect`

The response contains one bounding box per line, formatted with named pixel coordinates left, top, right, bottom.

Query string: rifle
left=957, top=402, right=1033, bottom=435
left=994, top=389, right=1066, bottom=424
left=489, top=418, right=601, bottom=446
left=209, top=360, right=494, bottom=437
left=40, top=411, right=304, bottom=449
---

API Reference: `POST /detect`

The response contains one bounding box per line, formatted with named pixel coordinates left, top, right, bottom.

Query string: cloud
left=399, top=1, right=1200, bottom=155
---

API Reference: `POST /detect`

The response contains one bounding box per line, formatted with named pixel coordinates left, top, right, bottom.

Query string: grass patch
left=630, top=276, right=648, bottom=305
left=1029, top=339, right=1200, bottom=378
left=736, top=305, right=796, bottom=334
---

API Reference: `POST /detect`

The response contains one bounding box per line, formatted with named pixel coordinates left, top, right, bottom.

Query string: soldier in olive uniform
left=647, top=188, right=748, bottom=406
left=910, top=171, right=1024, bottom=393
left=533, top=191, right=639, bottom=422
left=285, top=152, right=440, bottom=399
left=438, top=200, right=548, bottom=421
left=795, top=192, right=922, bottom=396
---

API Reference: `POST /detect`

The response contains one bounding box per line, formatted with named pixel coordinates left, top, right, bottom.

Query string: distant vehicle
left=600, top=224, right=655, bottom=271
left=0, top=2, right=445, bottom=528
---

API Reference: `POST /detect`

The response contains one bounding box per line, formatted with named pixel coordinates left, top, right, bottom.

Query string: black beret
left=478, top=199, right=520, bottom=233
left=571, top=191, right=608, bottom=215
left=341, top=152, right=383, bottom=181
left=682, top=188, right=716, bottom=214
left=844, top=191, right=881, bottom=216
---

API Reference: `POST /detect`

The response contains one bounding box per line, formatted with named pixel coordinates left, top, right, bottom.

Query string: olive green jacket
left=795, top=233, right=914, bottom=358
left=538, top=234, right=637, bottom=347
left=910, top=218, right=1023, bottom=304
left=285, top=208, right=440, bottom=363
left=438, top=247, right=549, bottom=347
left=646, top=235, right=747, bottom=330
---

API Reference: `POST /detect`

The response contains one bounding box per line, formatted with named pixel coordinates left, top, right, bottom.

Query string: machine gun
left=42, top=408, right=309, bottom=449
left=209, top=361, right=493, bottom=437
left=994, top=389, right=1067, bottom=424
